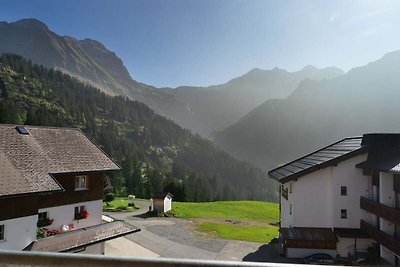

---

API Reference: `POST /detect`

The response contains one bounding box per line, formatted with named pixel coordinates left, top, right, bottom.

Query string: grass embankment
left=167, top=201, right=279, bottom=243
left=102, top=198, right=142, bottom=212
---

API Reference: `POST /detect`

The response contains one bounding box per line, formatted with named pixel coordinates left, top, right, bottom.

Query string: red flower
left=79, top=210, right=89, bottom=219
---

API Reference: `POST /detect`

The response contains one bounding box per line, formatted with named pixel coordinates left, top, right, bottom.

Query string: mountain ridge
left=0, top=18, right=344, bottom=137
left=213, top=49, right=400, bottom=170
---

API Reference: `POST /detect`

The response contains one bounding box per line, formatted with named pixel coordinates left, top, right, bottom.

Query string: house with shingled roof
left=268, top=133, right=400, bottom=265
left=0, top=124, right=138, bottom=254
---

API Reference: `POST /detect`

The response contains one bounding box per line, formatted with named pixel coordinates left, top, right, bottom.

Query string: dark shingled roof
left=25, top=221, right=139, bottom=252
left=268, top=137, right=366, bottom=183
left=0, top=124, right=120, bottom=197
left=356, top=134, right=400, bottom=173
left=334, top=228, right=369, bottom=239
left=281, top=227, right=338, bottom=242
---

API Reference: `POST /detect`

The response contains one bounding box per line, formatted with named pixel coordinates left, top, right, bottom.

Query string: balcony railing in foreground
left=0, top=250, right=309, bottom=267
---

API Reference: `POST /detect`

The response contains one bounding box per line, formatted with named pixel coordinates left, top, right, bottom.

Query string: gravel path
left=103, top=200, right=284, bottom=262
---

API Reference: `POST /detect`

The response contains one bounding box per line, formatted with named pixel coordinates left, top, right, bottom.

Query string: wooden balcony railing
left=360, top=220, right=400, bottom=256
left=360, top=197, right=400, bottom=224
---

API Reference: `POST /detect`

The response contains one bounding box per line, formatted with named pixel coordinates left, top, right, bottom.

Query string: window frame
left=75, top=175, right=89, bottom=191
left=340, top=186, right=347, bottom=196
left=0, top=224, right=5, bottom=241
left=38, top=211, right=48, bottom=221
left=74, top=205, right=86, bottom=220
left=341, top=209, right=347, bottom=219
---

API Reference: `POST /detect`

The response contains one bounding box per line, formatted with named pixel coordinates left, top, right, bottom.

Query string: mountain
left=0, top=19, right=344, bottom=137
left=213, top=50, right=400, bottom=170
left=0, top=54, right=278, bottom=202
left=168, top=66, right=344, bottom=136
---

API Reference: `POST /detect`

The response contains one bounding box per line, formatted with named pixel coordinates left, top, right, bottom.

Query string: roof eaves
left=76, top=128, right=122, bottom=171
left=268, top=140, right=367, bottom=184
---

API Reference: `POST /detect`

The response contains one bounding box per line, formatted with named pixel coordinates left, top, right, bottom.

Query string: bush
left=128, top=202, right=135, bottom=207
left=104, top=193, right=115, bottom=203
left=117, top=205, right=128, bottom=210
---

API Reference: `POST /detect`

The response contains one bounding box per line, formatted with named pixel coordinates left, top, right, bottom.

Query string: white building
left=0, top=125, right=138, bottom=254
left=268, top=134, right=400, bottom=265
left=152, top=193, right=173, bottom=213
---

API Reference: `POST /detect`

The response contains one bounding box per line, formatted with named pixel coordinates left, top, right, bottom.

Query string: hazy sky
left=2, top=0, right=400, bottom=87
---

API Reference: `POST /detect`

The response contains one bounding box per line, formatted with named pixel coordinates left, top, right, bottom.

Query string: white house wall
left=331, top=154, right=368, bottom=228
left=38, top=199, right=102, bottom=231
left=163, top=197, right=172, bottom=213
left=281, top=154, right=368, bottom=228
left=336, top=237, right=372, bottom=257
left=286, top=167, right=333, bottom=228
left=0, top=215, right=37, bottom=250
left=379, top=172, right=395, bottom=208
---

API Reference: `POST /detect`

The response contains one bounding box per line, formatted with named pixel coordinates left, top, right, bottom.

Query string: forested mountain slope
left=0, top=19, right=343, bottom=137
left=0, top=54, right=278, bottom=202
left=214, top=50, right=400, bottom=170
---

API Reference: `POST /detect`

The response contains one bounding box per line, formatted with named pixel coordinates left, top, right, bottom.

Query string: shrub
left=104, top=193, right=115, bottom=203
left=117, top=206, right=128, bottom=210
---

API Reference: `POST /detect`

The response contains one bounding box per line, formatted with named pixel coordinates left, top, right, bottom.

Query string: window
left=0, top=224, right=4, bottom=241
left=289, top=183, right=292, bottom=193
left=38, top=211, right=48, bottom=221
left=75, top=175, right=88, bottom=190
left=341, top=209, right=347, bottom=219
left=289, top=204, right=292, bottom=215
left=341, top=186, right=347, bottom=196
left=74, top=205, right=89, bottom=220
left=75, top=206, right=85, bottom=217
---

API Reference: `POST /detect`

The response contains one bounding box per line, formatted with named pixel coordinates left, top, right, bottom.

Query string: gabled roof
left=0, top=124, right=120, bottom=197
left=268, top=137, right=366, bottom=183
left=24, top=221, right=139, bottom=252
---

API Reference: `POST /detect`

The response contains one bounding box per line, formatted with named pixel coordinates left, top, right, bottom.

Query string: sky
left=1, top=0, right=400, bottom=87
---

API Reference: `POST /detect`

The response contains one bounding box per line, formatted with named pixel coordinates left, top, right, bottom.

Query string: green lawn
left=199, top=222, right=278, bottom=243
left=102, top=198, right=141, bottom=212
left=166, top=201, right=279, bottom=243
left=168, top=201, right=279, bottom=223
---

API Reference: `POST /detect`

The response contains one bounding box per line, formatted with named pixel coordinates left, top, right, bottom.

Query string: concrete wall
left=336, top=237, right=373, bottom=257
left=381, top=246, right=396, bottom=266
left=380, top=172, right=395, bottom=207
left=38, top=199, right=102, bottom=231
left=163, top=197, right=172, bottom=212
left=287, top=248, right=336, bottom=258
left=0, top=215, right=37, bottom=250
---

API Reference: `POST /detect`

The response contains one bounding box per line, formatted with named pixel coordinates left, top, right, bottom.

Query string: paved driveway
left=104, top=200, right=287, bottom=262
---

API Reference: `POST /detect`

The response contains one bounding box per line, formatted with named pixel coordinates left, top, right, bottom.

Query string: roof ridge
left=268, top=136, right=363, bottom=174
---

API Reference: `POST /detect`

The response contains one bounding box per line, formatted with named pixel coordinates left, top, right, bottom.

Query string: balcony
left=360, top=197, right=400, bottom=224
left=360, top=220, right=400, bottom=256
left=0, top=250, right=303, bottom=267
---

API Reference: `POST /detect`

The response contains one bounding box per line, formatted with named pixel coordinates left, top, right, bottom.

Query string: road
left=104, top=200, right=292, bottom=262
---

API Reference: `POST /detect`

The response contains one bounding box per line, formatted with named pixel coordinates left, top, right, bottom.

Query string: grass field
left=199, top=222, right=278, bottom=243
left=102, top=198, right=141, bottom=212
left=167, top=201, right=279, bottom=243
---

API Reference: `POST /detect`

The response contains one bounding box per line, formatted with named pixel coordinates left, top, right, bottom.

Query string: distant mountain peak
left=80, top=38, right=107, bottom=50
left=14, top=18, right=49, bottom=30
left=301, top=65, right=318, bottom=71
